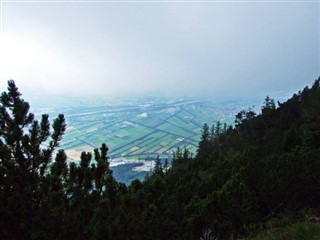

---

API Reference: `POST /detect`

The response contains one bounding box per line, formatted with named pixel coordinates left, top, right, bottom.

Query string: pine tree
left=163, top=158, right=169, bottom=173
left=153, top=155, right=163, bottom=175
left=89, top=144, right=118, bottom=239
left=197, top=123, right=211, bottom=159
left=261, top=96, right=276, bottom=115
left=0, top=80, right=66, bottom=239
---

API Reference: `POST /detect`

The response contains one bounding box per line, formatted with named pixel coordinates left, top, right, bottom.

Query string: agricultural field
left=30, top=95, right=258, bottom=184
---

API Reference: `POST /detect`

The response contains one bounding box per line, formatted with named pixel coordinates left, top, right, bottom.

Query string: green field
left=42, top=97, right=258, bottom=163
left=30, top=96, right=259, bottom=183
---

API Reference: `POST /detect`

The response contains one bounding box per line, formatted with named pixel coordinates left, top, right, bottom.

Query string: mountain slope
left=0, top=77, right=319, bottom=239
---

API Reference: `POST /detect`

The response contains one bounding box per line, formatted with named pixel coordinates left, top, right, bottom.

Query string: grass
left=242, top=222, right=320, bottom=240
left=60, top=101, right=233, bottom=160
left=156, top=121, right=195, bottom=138
left=141, top=117, right=165, bottom=127
left=240, top=209, right=320, bottom=240
left=176, top=109, right=195, bottom=120
left=167, top=115, right=199, bottom=131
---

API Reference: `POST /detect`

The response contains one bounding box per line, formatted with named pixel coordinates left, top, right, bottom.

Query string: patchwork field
left=31, top=96, right=257, bottom=184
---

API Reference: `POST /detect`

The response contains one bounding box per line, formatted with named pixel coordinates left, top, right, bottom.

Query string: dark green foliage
left=261, top=95, right=276, bottom=114
left=0, top=80, right=66, bottom=239
left=153, top=155, right=163, bottom=175
left=172, top=146, right=192, bottom=167
left=197, top=123, right=211, bottom=160
left=1, top=78, right=320, bottom=239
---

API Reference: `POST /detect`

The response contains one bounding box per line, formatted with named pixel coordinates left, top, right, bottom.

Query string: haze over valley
left=29, top=94, right=263, bottom=183
left=1, top=1, right=319, bottom=239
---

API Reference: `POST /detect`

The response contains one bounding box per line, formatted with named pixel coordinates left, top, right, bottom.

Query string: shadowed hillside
left=1, top=77, right=319, bottom=239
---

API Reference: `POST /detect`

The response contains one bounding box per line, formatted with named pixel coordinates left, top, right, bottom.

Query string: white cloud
left=1, top=2, right=318, bottom=98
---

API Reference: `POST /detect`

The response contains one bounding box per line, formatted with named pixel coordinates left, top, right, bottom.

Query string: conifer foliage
left=0, top=80, right=66, bottom=239
left=1, top=78, right=320, bottom=239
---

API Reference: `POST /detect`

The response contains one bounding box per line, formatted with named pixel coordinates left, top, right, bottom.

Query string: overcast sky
left=0, top=1, right=319, bottom=99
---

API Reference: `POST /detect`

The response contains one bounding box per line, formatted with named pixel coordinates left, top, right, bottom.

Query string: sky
left=0, top=1, right=319, bottom=100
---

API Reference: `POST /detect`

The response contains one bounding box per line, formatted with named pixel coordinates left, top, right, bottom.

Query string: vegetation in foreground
left=0, top=78, right=319, bottom=239
left=237, top=208, right=320, bottom=240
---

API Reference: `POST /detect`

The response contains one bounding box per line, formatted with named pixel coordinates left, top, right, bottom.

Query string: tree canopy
left=1, top=77, right=319, bottom=239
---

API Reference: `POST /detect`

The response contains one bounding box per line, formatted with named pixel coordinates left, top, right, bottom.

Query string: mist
left=0, top=1, right=319, bottom=100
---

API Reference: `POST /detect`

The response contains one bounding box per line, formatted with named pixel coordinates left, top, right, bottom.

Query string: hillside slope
left=126, top=77, right=320, bottom=239
left=0, top=77, right=319, bottom=239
